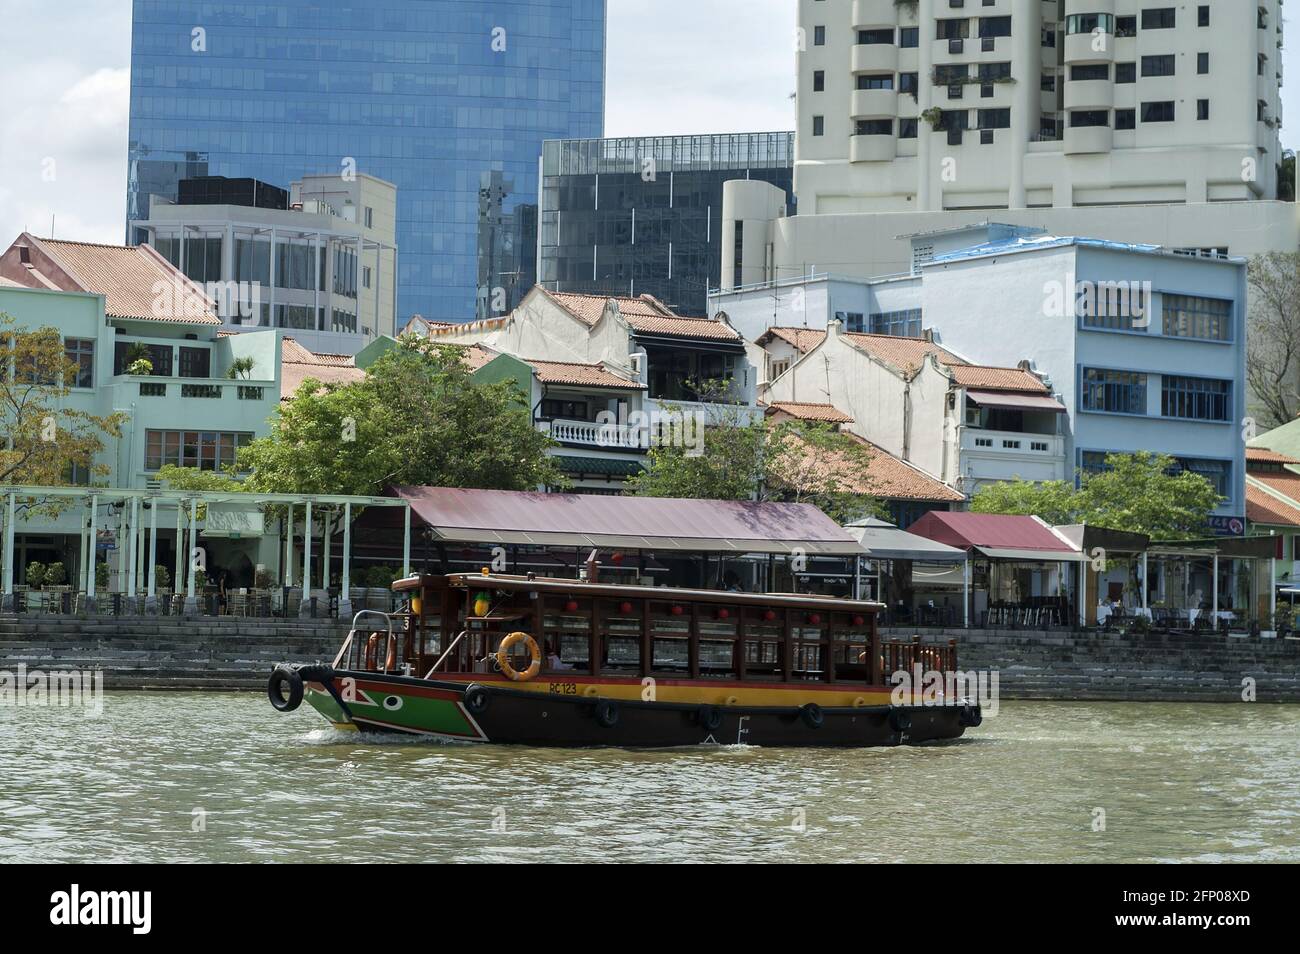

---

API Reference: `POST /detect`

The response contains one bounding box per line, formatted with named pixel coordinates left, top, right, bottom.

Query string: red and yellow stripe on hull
left=423, top=672, right=897, bottom=709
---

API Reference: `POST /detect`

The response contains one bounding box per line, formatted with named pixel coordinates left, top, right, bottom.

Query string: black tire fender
left=593, top=699, right=619, bottom=728
left=463, top=683, right=490, bottom=715
left=888, top=707, right=912, bottom=734
left=959, top=704, right=983, bottom=728
left=267, top=666, right=304, bottom=713
left=800, top=703, right=824, bottom=729
left=697, top=705, right=723, bottom=732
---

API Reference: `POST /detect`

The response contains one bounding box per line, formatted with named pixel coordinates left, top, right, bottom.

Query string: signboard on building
left=1209, top=515, right=1246, bottom=537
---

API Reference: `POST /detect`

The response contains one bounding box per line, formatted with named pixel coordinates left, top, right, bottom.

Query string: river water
left=2, top=693, right=1297, bottom=863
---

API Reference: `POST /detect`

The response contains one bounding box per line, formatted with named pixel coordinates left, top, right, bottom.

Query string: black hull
left=462, top=682, right=971, bottom=748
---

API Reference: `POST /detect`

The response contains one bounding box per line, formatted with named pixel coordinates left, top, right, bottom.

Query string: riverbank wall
left=1, top=616, right=1297, bottom=702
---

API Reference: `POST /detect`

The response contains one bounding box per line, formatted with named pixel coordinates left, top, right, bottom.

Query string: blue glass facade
left=127, top=0, right=606, bottom=323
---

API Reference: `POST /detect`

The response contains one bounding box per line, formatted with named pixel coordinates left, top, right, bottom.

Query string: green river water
left=2, top=693, right=1297, bottom=863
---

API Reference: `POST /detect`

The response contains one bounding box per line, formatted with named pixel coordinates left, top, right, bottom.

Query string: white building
left=722, top=2, right=1295, bottom=291
left=720, top=223, right=1249, bottom=523
left=131, top=173, right=398, bottom=355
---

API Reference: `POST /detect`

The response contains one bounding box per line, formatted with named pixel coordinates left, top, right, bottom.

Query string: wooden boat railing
left=880, top=636, right=959, bottom=676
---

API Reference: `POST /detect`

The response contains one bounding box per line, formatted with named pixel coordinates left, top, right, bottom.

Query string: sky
left=0, top=0, right=1292, bottom=248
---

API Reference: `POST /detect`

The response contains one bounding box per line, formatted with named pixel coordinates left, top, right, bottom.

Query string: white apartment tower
left=796, top=0, right=1284, bottom=213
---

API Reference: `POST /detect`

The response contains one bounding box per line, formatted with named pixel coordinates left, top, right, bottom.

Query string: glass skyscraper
left=538, top=132, right=794, bottom=317
left=127, top=0, right=605, bottom=323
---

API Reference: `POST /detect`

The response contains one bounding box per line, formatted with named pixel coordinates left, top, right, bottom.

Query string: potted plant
left=45, top=561, right=66, bottom=587
left=254, top=567, right=275, bottom=591
left=25, top=562, right=46, bottom=589
left=95, top=562, right=109, bottom=590
left=155, top=564, right=171, bottom=591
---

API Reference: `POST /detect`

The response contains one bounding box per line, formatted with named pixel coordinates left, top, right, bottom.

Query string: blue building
left=126, top=0, right=606, bottom=324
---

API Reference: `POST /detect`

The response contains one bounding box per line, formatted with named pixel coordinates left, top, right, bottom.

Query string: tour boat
left=266, top=567, right=981, bottom=747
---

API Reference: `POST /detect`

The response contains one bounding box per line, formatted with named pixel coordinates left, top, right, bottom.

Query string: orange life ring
left=496, top=632, right=542, bottom=682
left=364, top=633, right=397, bottom=672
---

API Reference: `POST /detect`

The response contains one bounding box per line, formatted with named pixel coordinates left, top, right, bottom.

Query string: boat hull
left=298, top=669, right=971, bottom=748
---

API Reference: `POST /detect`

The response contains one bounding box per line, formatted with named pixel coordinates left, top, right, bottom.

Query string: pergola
left=0, top=486, right=412, bottom=617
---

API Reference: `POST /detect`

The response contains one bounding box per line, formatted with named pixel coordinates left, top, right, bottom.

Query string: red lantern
left=619, top=601, right=633, bottom=614
left=852, top=614, right=865, bottom=626
left=564, top=599, right=579, bottom=612
left=671, top=605, right=684, bottom=616
left=611, top=552, right=624, bottom=564
left=763, top=609, right=777, bottom=622
left=717, top=608, right=730, bottom=620
left=808, top=613, right=822, bottom=625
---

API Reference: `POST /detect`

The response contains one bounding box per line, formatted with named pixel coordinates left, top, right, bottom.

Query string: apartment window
left=1078, top=282, right=1147, bottom=329
left=814, top=26, right=825, bottom=46
left=1070, top=110, right=1110, bottom=128
left=1197, top=5, right=1209, bottom=27
left=978, top=108, right=1011, bottom=129
left=1197, top=52, right=1209, bottom=74
left=812, top=115, right=825, bottom=136
left=1161, top=376, right=1231, bottom=422
left=855, top=119, right=894, bottom=135
left=1071, top=64, right=1109, bottom=81
left=362, top=265, right=372, bottom=289
left=1172, top=458, right=1230, bottom=498
left=363, top=207, right=374, bottom=229
left=1040, top=74, right=1056, bottom=92
left=1141, top=101, right=1175, bottom=123
left=899, top=72, right=919, bottom=95
left=769, top=360, right=790, bottom=381
left=145, top=430, right=253, bottom=472
left=1041, top=26, right=1056, bottom=48
left=64, top=338, right=94, bottom=389
left=1197, top=99, right=1210, bottom=121
left=1141, top=8, right=1175, bottom=30
left=834, top=311, right=866, bottom=333
left=1115, top=108, right=1136, bottom=130
left=857, top=75, right=894, bottom=89
left=1141, top=55, right=1175, bottom=77
left=813, top=70, right=825, bottom=91
left=936, top=19, right=969, bottom=40
left=1116, top=62, right=1136, bottom=84
left=899, top=118, right=918, bottom=139
left=978, top=62, right=1011, bottom=81
left=856, top=28, right=892, bottom=44
left=732, top=221, right=743, bottom=289
left=1081, top=369, right=1147, bottom=415
left=1163, top=294, right=1232, bottom=341
left=934, top=64, right=968, bottom=85
left=64, top=462, right=92, bottom=487
left=900, top=27, right=919, bottom=48
left=869, top=309, right=923, bottom=337
left=1116, top=15, right=1137, bottom=37
left=978, top=16, right=1011, bottom=38
left=1065, top=14, right=1114, bottom=35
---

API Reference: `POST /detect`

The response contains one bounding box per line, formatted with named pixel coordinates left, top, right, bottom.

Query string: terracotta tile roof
left=548, top=290, right=741, bottom=342
left=756, top=327, right=827, bottom=353
left=280, top=337, right=364, bottom=400
left=460, top=343, right=497, bottom=372
left=1246, top=469, right=1300, bottom=511
left=527, top=359, right=644, bottom=390
left=947, top=365, right=1049, bottom=392
left=9, top=236, right=220, bottom=324
left=782, top=432, right=963, bottom=503
left=841, top=333, right=965, bottom=375
left=1247, top=447, right=1300, bottom=464
left=1246, top=482, right=1300, bottom=527
left=766, top=401, right=854, bottom=423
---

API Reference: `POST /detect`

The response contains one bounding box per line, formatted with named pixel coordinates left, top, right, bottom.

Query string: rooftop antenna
left=50, top=214, right=55, bottom=239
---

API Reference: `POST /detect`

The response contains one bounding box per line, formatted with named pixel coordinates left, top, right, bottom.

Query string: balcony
left=122, top=375, right=274, bottom=403
left=1063, top=31, right=1114, bottom=65
left=1064, top=121, right=1112, bottom=154
left=851, top=133, right=897, bottom=162
left=850, top=0, right=896, bottom=29
left=541, top=418, right=647, bottom=451
left=851, top=87, right=898, bottom=118
left=1064, top=79, right=1113, bottom=110
left=960, top=429, right=1066, bottom=482
left=852, top=42, right=896, bottom=74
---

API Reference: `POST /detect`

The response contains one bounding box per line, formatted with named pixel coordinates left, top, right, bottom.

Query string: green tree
left=238, top=335, right=566, bottom=495
left=970, top=479, right=1080, bottom=525
left=0, top=312, right=126, bottom=498
left=155, top=465, right=245, bottom=519
left=971, top=452, right=1221, bottom=540
left=1077, top=451, right=1220, bottom=540
left=626, top=407, right=883, bottom=523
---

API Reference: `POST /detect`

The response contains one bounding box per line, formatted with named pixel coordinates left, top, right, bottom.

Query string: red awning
left=908, top=511, right=1078, bottom=556
left=966, top=389, right=1066, bottom=413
